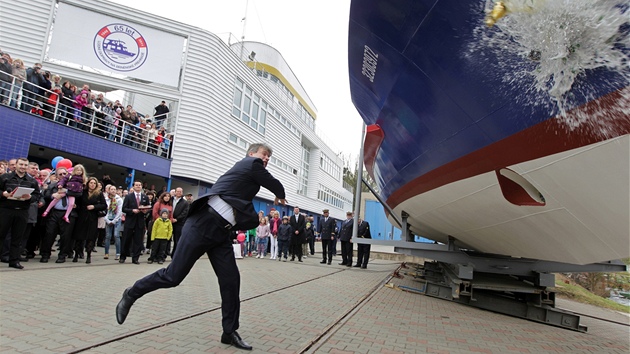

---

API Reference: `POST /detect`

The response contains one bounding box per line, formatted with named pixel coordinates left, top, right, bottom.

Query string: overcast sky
left=109, top=0, right=364, bottom=162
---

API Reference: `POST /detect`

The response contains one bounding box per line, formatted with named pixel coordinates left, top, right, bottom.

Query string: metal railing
left=0, top=73, right=173, bottom=158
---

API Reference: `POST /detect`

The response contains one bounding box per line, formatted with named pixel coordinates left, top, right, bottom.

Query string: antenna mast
left=240, top=0, right=249, bottom=61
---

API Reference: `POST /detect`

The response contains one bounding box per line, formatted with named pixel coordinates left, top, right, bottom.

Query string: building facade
left=0, top=0, right=352, bottom=220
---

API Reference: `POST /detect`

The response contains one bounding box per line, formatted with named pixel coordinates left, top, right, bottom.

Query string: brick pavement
left=1, top=247, right=628, bottom=353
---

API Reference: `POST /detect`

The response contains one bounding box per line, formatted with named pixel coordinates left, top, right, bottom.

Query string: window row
left=232, top=78, right=267, bottom=135
left=255, top=70, right=315, bottom=132
left=228, top=132, right=249, bottom=150
left=320, top=153, right=341, bottom=180
left=269, top=156, right=297, bottom=175
left=317, top=184, right=350, bottom=209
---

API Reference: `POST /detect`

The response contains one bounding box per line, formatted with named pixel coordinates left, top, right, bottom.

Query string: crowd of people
left=0, top=49, right=174, bottom=158
left=0, top=156, right=373, bottom=270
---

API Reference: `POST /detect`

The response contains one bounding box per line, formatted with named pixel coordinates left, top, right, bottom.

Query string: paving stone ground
left=1, top=244, right=628, bottom=353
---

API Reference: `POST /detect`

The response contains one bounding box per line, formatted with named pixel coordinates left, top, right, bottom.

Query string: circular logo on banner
left=93, top=24, right=148, bottom=72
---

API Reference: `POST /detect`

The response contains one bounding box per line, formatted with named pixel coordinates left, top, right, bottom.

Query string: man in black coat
left=337, top=211, right=354, bottom=267
left=40, top=167, right=77, bottom=263
left=171, top=187, right=189, bottom=256
left=289, top=206, right=305, bottom=262
left=317, top=209, right=336, bottom=265
left=119, top=180, right=150, bottom=264
left=116, top=143, right=286, bottom=351
left=0, top=158, right=40, bottom=269
left=354, top=218, right=372, bottom=269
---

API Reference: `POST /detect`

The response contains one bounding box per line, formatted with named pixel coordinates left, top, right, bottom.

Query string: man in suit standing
left=289, top=206, right=305, bottom=262
left=116, top=143, right=286, bottom=351
left=120, top=180, right=150, bottom=264
left=354, top=218, right=371, bottom=269
left=317, top=209, right=336, bottom=265
left=338, top=211, right=354, bottom=267
left=171, top=187, right=189, bottom=257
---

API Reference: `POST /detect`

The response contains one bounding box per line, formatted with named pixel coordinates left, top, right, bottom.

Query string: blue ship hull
left=348, top=0, right=630, bottom=264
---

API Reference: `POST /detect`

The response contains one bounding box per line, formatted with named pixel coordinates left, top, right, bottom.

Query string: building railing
left=0, top=73, right=173, bottom=158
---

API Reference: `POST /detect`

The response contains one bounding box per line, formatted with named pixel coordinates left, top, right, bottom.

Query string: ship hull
left=348, top=0, right=630, bottom=264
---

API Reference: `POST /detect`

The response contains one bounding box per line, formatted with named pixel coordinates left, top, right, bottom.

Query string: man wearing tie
left=354, top=218, right=371, bottom=269
left=289, top=206, right=305, bottom=262
left=116, top=143, right=286, bottom=351
left=120, top=181, right=149, bottom=264
left=171, top=187, right=189, bottom=257
left=317, top=209, right=336, bottom=265
left=337, top=211, right=354, bottom=267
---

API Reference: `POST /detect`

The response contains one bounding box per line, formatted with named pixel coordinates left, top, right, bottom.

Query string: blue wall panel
left=0, top=106, right=170, bottom=177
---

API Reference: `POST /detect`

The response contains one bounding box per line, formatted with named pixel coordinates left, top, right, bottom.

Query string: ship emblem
left=93, top=23, right=148, bottom=72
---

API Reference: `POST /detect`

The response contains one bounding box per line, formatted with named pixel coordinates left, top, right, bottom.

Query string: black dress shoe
left=132, top=259, right=140, bottom=265
left=119, top=258, right=126, bottom=263
left=346, top=264, right=352, bottom=267
left=221, top=331, right=252, bottom=350
left=26, top=253, right=35, bottom=259
left=55, top=257, right=66, bottom=263
left=9, top=262, right=24, bottom=269
left=40, top=257, right=49, bottom=263
left=353, top=264, right=361, bottom=267
left=320, top=260, right=326, bottom=264
left=327, top=261, right=331, bottom=265
left=361, top=265, right=367, bottom=269
left=338, top=262, right=347, bottom=265
left=298, top=259, right=303, bottom=262
left=19, top=257, right=29, bottom=262
left=116, top=287, right=136, bottom=324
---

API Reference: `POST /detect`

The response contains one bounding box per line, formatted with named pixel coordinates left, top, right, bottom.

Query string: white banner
left=48, top=3, right=185, bottom=87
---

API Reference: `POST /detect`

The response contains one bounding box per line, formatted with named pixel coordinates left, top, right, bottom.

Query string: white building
left=0, top=0, right=353, bottom=219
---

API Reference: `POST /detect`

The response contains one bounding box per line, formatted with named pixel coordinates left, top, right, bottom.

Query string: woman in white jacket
left=104, top=185, right=123, bottom=260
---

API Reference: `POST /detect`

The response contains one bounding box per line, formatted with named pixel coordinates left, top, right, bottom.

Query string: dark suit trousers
left=129, top=206, right=240, bottom=334
left=121, top=217, right=145, bottom=260
left=42, top=209, right=75, bottom=258
left=356, top=243, right=371, bottom=266
left=0, top=208, right=28, bottom=263
left=321, top=239, right=333, bottom=262
left=340, top=240, right=353, bottom=265
left=171, top=222, right=185, bottom=257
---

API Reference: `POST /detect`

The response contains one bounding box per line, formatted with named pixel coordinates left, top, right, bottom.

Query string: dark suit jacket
left=172, top=197, right=190, bottom=226
left=338, top=218, right=354, bottom=242
left=189, top=156, right=285, bottom=230
left=357, top=220, right=371, bottom=239
left=289, top=213, right=306, bottom=242
left=122, top=192, right=149, bottom=229
left=317, top=217, right=336, bottom=240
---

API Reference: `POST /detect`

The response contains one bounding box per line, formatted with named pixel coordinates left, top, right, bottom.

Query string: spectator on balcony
left=146, top=123, right=158, bottom=154
left=59, top=80, right=73, bottom=124
left=72, top=90, right=89, bottom=131
left=8, top=58, right=25, bottom=109
left=22, top=63, right=44, bottom=113
left=121, top=105, right=134, bottom=146
left=161, top=134, right=172, bottom=158
left=154, top=100, right=169, bottom=128
left=40, top=71, right=53, bottom=119
left=0, top=52, right=12, bottom=105
left=93, top=93, right=107, bottom=138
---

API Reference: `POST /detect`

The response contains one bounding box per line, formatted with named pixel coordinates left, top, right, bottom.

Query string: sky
left=109, top=0, right=364, bottom=162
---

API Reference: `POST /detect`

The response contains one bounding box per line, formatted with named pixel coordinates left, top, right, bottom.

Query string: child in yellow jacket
left=149, top=208, right=172, bottom=264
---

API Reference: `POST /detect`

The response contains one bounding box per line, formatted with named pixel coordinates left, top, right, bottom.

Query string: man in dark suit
left=338, top=211, right=354, bottom=267
left=116, top=143, right=286, bottom=351
left=317, top=209, right=336, bottom=265
left=289, top=206, right=305, bottom=262
left=354, top=218, right=371, bottom=269
left=119, top=180, right=150, bottom=264
left=170, top=187, right=189, bottom=257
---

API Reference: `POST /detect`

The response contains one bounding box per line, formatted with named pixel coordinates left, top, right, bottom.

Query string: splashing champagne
left=479, top=0, right=629, bottom=129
